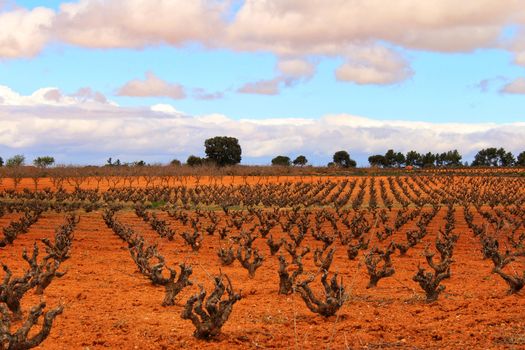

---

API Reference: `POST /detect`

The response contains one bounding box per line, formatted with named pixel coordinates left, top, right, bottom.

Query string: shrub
left=186, top=155, right=204, bottom=167
left=0, top=302, right=63, bottom=349
left=296, top=272, right=346, bottom=317
left=181, top=274, right=241, bottom=339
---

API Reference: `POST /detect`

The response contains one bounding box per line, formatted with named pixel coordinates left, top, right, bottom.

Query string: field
left=1, top=173, right=524, bottom=349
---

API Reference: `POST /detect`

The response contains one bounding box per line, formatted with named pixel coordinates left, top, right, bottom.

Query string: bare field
left=1, top=174, right=524, bottom=349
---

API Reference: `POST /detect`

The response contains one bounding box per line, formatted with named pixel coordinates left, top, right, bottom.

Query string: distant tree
left=517, top=151, right=525, bottom=166
left=420, top=152, right=436, bottom=168
left=384, top=149, right=396, bottom=167
left=106, top=157, right=122, bottom=167
left=370, top=150, right=404, bottom=168
left=394, top=151, right=406, bottom=168
left=170, top=159, right=182, bottom=166
left=471, top=148, right=515, bottom=167
left=405, top=151, right=421, bottom=167
left=499, top=149, right=516, bottom=167
left=204, top=136, right=242, bottom=167
left=472, top=147, right=496, bottom=166
left=368, top=155, right=386, bottom=168
left=292, top=155, right=308, bottom=166
left=333, top=150, right=356, bottom=168
left=443, top=150, right=462, bottom=167
left=327, top=162, right=336, bottom=167
left=435, top=150, right=461, bottom=167
left=133, top=160, right=146, bottom=167
left=186, top=155, right=204, bottom=167
left=6, top=154, right=25, bottom=167
left=33, top=156, right=55, bottom=168
left=0, top=157, right=3, bottom=167
left=435, top=152, right=446, bottom=167
left=271, top=155, right=291, bottom=166
left=403, top=149, right=461, bottom=168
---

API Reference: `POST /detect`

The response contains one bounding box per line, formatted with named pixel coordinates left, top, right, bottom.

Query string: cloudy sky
left=1, top=0, right=524, bottom=165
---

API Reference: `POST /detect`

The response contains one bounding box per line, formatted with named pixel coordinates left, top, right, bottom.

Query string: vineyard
left=0, top=171, right=524, bottom=349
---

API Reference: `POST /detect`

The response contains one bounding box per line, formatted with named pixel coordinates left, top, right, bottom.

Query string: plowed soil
left=1, top=209, right=524, bottom=350
left=0, top=176, right=524, bottom=349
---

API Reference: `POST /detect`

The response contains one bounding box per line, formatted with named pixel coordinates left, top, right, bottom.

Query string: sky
left=0, top=0, right=524, bottom=166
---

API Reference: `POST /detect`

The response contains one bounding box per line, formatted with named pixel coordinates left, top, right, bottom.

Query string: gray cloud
left=237, top=78, right=282, bottom=95
left=192, top=88, right=224, bottom=100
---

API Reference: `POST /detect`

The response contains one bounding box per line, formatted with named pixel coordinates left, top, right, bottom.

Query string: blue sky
left=1, top=44, right=523, bottom=123
left=0, top=1, right=524, bottom=165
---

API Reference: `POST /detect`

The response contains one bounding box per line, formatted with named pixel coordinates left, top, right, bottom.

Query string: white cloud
left=0, top=6, right=54, bottom=58
left=71, top=87, right=109, bottom=104
left=0, top=85, right=112, bottom=107
left=515, top=51, right=525, bottom=66
left=226, top=0, right=523, bottom=55
left=238, top=58, right=317, bottom=95
left=335, top=46, right=413, bottom=85
left=2, top=1, right=525, bottom=87
left=118, top=73, right=226, bottom=100
left=1, top=85, right=524, bottom=164
left=500, top=77, right=525, bottom=94
left=117, top=72, right=186, bottom=99
left=54, top=0, right=227, bottom=49
left=277, top=59, right=316, bottom=79
left=150, top=104, right=183, bottom=115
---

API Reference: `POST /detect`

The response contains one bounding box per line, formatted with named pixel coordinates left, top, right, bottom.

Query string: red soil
left=0, top=175, right=524, bottom=349
left=1, top=207, right=524, bottom=350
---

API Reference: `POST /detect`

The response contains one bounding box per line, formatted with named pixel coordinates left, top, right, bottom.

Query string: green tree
left=292, top=155, right=308, bottom=166
left=186, top=155, right=204, bottom=167
left=443, top=150, right=462, bottom=167
left=370, top=150, right=404, bottom=168
left=33, top=156, right=55, bottom=168
left=170, top=159, right=182, bottom=166
left=271, top=155, right=291, bottom=166
left=368, top=155, right=386, bottom=167
left=405, top=151, right=421, bottom=167
left=6, top=154, right=25, bottom=167
left=498, top=148, right=515, bottom=166
left=106, top=157, right=121, bottom=167
left=394, top=152, right=406, bottom=167
left=435, top=152, right=446, bottom=167
left=0, top=157, right=3, bottom=167
left=472, top=148, right=515, bottom=167
left=517, top=151, right=525, bottom=166
left=384, top=149, right=396, bottom=167
left=420, top=152, right=436, bottom=168
left=204, top=136, right=242, bottom=167
left=333, top=150, right=356, bottom=168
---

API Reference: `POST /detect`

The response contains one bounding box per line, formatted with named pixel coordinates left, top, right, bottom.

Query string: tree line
left=271, top=147, right=525, bottom=168
left=0, top=155, right=55, bottom=168
left=1, top=136, right=524, bottom=169
left=367, top=148, right=524, bottom=168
